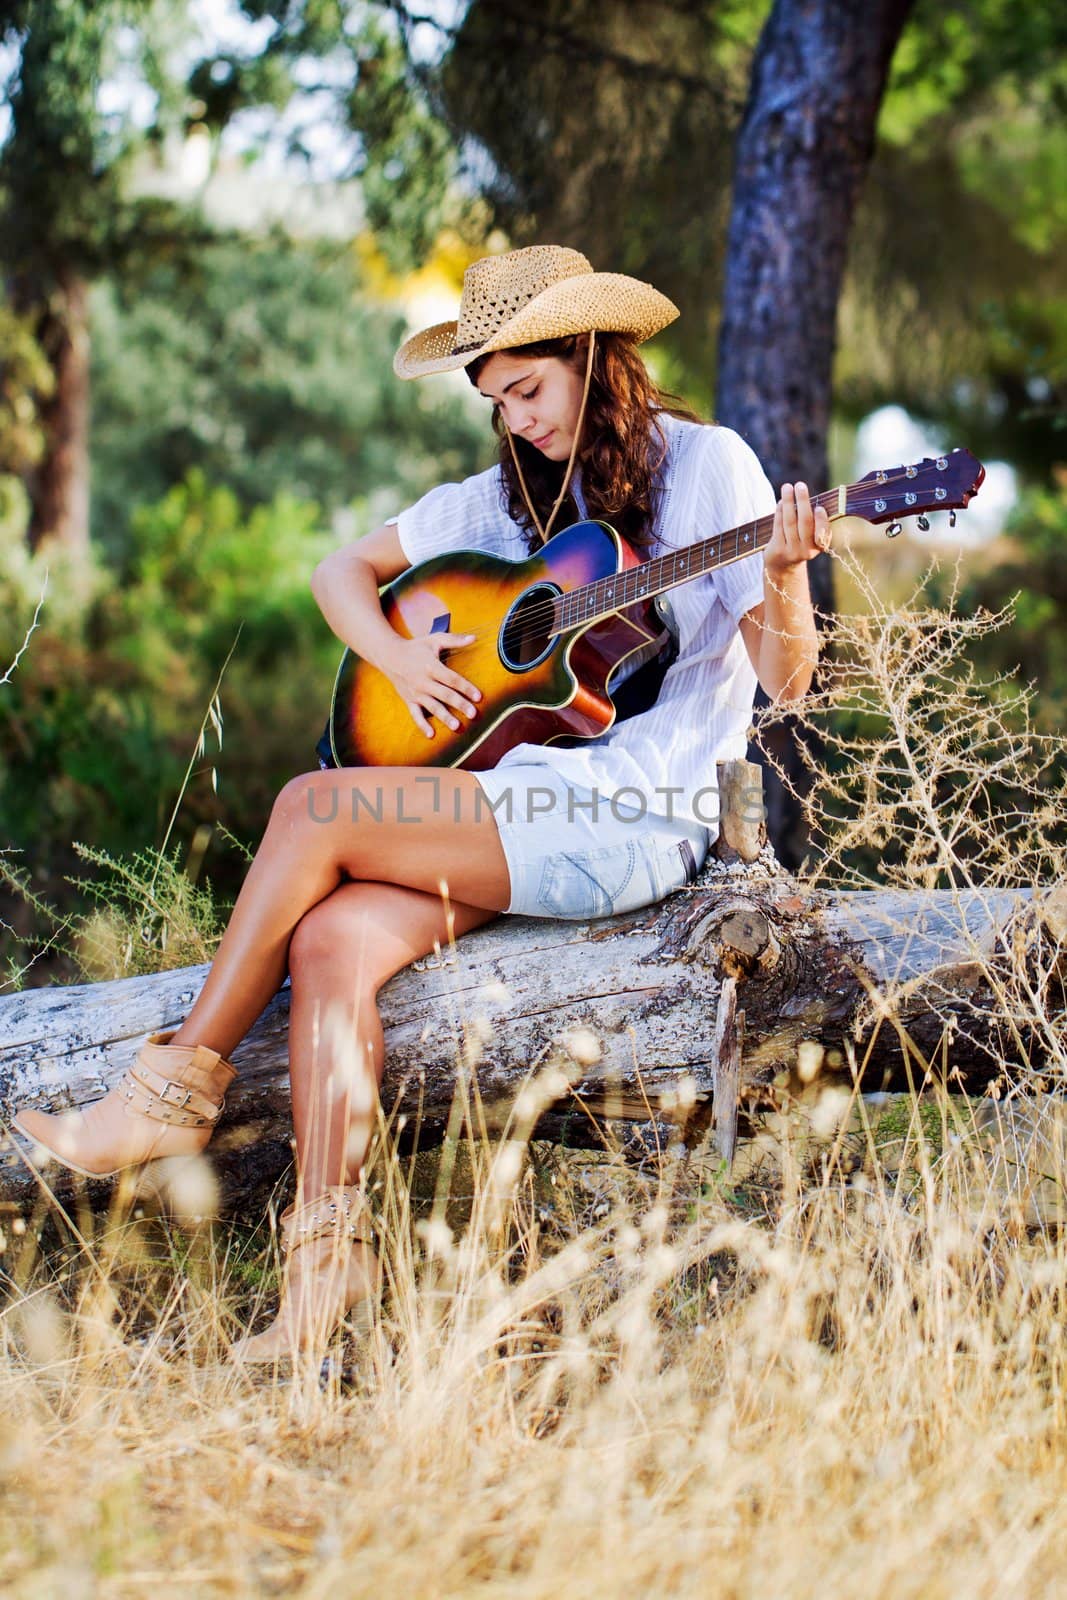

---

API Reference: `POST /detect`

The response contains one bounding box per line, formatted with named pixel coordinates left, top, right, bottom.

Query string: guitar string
left=454, top=478, right=970, bottom=653
left=480, top=461, right=971, bottom=645
left=406, top=463, right=974, bottom=657
left=458, top=486, right=963, bottom=654
left=498, top=492, right=950, bottom=651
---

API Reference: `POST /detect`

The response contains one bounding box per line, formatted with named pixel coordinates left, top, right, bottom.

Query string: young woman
left=14, top=246, right=830, bottom=1361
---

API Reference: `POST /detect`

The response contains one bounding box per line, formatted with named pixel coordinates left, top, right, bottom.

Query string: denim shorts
left=473, top=763, right=711, bottom=921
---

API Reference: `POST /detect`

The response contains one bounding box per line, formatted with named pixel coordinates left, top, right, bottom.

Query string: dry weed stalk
left=0, top=569, right=47, bottom=689
left=2, top=1064, right=1067, bottom=1595
left=795, top=555, right=1066, bottom=892
left=758, top=547, right=1067, bottom=1087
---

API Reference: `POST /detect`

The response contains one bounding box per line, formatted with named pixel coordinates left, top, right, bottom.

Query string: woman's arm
left=311, top=522, right=412, bottom=671
left=310, top=523, right=483, bottom=738
left=737, top=481, right=829, bottom=705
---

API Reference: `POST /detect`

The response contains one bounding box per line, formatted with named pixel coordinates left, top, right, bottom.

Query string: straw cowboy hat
left=393, top=245, right=679, bottom=380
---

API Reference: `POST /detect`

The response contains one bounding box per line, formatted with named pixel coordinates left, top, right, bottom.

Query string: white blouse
left=390, top=413, right=775, bottom=828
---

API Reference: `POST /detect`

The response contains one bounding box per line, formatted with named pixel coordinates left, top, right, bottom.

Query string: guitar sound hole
left=499, top=582, right=562, bottom=671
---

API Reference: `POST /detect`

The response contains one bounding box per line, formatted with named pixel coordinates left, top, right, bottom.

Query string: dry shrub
left=759, top=547, right=1067, bottom=1093
left=794, top=554, right=1067, bottom=894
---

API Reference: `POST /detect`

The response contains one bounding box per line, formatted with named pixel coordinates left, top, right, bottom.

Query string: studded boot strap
left=280, top=1186, right=376, bottom=1255
left=120, top=1056, right=229, bottom=1129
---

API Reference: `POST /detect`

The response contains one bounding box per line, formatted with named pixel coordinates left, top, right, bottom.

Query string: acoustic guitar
left=321, top=449, right=985, bottom=772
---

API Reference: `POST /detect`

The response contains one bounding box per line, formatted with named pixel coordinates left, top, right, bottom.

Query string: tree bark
left=715, top=0, right=916, bottom=866
left=2, top=866, right=1061, bottom=1206
left=25, top=269, right=91, bottom=556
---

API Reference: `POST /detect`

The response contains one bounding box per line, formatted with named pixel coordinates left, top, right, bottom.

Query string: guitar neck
left=554, top=487, right=843, bottom=633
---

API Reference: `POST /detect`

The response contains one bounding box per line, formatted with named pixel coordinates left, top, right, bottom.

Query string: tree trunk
left=715, top=0, right=916, bottom=867
left=25, top=268, right=91, bottom=556
left=3, top=861, right=1061, bottom=1206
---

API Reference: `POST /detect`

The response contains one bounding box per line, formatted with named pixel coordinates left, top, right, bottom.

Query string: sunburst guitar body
left=325, top=519, right=672, bottom=770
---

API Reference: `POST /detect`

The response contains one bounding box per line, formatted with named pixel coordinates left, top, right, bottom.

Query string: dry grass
left=2, top=1093, right=1067, bottom=1598
left=3, top=547, right=1067, bottom=1595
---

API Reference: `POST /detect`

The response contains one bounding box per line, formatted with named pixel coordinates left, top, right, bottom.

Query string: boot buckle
left=158, top=1081, right=194, bottom=1109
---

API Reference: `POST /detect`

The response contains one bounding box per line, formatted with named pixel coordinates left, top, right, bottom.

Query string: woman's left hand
left=764, top=482, right=832, bottom=576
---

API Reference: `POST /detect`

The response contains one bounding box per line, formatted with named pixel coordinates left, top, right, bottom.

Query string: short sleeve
left=697, top=428, right=777, bottom=625
left=393, top=465, right=516, bottom=567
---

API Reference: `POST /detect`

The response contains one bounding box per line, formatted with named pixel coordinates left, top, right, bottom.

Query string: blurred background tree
left=0, top=0, right=194, bottom=555
left=89, top=232, right=485, bottom=562
left=424, top=0, right=1066, bottom=454
left=0, top=0, right=490, bottom=979
left=0, top=0, right=1064, bottom=980
left=0, top=0, right=472, bottom=558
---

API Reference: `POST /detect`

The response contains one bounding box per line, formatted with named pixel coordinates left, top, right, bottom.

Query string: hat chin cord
left=506, top=330, right=596, bottom=546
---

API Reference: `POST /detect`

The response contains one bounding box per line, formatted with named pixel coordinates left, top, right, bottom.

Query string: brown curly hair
left=466, top=332, right=705, bottom=553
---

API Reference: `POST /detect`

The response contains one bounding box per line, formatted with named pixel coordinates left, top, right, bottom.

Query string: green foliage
left=0, top=303, right=52, bottom=539
left=0, top=471, right=345, bottom=983
left=185, top=49, right=294, bottom=132
left=437, top=0, right=743, bottom=340
left=0, top=302, right=53, bottom=474
left=0, top=212, right=474, bottom=981
left=0, top=0, right=466, bottom=551
left=0, top=0, right=129, bottom=278
left=872, top=1094, right=945, bottom=1157
left=181, top=2, right=469, bottom=269
left=117, top=470, right=332, bottom=672
left=345, top=15, right=462, bottom=271
left=417, top=0, right=1067, bottom=447
left=0, top=0, right=336, bottom=288
left=935, top=479, right=1067, bottom=724
left=0, top=839, right=228, bottom=986
left=89, top=232, right=490, bottom=559
left=881, top=1, right=1067, bottom=138
left=839, top=2, right=1067, bottom=434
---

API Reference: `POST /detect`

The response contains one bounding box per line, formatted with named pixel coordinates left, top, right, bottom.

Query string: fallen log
left=1, top=763, right=1063, bottom=1203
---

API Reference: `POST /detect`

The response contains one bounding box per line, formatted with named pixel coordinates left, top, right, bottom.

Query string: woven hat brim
left=393, top=272, right=679, bottom=380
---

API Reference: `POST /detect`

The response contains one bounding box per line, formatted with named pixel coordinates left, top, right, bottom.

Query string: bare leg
left=170, top=766, right=511, bottom=1058
left=13, top=769, right=512, bottom=1213
left=230, top=879, right=496, bottom=1361
left=286, top=879, right=497, bottom=1196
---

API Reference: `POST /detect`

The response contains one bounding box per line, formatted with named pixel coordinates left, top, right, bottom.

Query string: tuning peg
left=917, top=515, right=930, bottom=532
left=948, top=510, right=957, bottom=529
left=886, top=521, right=902, bottom=539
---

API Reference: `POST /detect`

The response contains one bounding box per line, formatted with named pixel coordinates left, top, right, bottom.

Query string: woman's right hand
left=380, top=633, right=483, bottom=738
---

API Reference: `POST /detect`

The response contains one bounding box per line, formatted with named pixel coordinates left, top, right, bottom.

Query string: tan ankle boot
left=231, top=1186, right=379, bottom=1365
left=13, top=1030, right=236, bottom=1179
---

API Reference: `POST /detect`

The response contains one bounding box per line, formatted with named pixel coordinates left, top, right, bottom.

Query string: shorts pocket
left=536, top=838, right=664, bottom=921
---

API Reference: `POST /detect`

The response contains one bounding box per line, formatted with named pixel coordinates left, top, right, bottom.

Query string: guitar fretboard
left=552, top=489, right=839, bottom=634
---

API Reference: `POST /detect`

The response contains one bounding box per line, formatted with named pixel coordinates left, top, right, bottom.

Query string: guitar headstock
left=848, top=448, right=985, bottom=533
